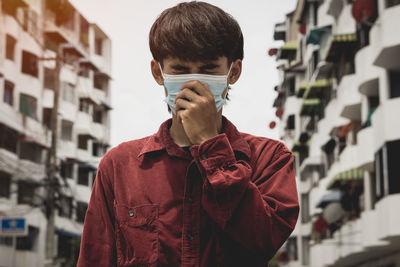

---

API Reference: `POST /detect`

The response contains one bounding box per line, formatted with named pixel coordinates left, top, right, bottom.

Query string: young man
left=77, top=2, right=299, bottom=267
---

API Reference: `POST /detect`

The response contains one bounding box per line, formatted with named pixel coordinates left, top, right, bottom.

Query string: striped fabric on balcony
left=277, top=41, right=298, bottom=59
left=300, top=98, right=321, bottom=116
left=327, top=167, right=364, bottom=189
left=303, top=78, right=333, bottom=99
left=325, top=33, right=358, bottom=61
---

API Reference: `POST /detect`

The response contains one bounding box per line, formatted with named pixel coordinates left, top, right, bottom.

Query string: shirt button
left=188, top=196, right=194, bottom=203
left=200, top=154, right=207, bottom=160
left=128, top=210, right=134, bottom=217
left=187, top=234, right=194, bottom=241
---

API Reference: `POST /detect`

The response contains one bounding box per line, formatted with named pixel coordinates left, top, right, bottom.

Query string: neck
left=169, top=112, right=223, bottom=147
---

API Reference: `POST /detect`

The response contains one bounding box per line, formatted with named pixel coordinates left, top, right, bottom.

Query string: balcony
left=371, top=97, right=400, bottom=151
left=58, top=140, right=76, bottom=160
left=356, top=127, right=374, bottom=170
left=336, top=74, right=361, bottom=121
left=372, top=5, right=400, bottom=69
left=14, top=158, right=46, bottom=182
left=355, top=46, right=384, bottom=96
left=43, top=3, right=89, bottom=58
left=376, top=194, right=400, bottom=242
left=75, top=112, right=96, bottom=138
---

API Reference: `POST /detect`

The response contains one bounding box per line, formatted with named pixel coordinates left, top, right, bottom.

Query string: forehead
left=163, top=56, right=228, bottom=67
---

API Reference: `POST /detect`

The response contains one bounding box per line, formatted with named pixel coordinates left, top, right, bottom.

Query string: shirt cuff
left=190, top=133, right=236, bottom=174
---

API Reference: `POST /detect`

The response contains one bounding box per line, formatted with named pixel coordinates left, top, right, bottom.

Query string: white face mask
left=159, top=63, right=232, bottom=114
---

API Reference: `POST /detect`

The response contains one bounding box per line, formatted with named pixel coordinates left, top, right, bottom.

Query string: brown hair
left=149, top=1, right=244, bottom=66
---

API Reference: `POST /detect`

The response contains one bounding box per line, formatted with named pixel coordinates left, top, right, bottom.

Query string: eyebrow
left=170, top=64, right=190, bottom=71
left=170, top=63, right=220, bottom=72
left=199, top=64, right=219, bottom=70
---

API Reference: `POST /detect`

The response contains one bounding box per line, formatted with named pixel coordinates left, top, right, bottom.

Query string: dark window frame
left=3, top=80, right=14, bottom=106
left=21, top=50, right=39, bottom=77
left=6, top=34, right=17, bottom=61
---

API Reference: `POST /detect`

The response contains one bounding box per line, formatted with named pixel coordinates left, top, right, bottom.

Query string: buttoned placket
left=181, top=158, right=202, bottom=267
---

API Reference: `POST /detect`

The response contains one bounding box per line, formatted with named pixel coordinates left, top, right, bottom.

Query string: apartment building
left=269, top=0, right=400, bottom=266
left=0, top=0, right=112, bottom=266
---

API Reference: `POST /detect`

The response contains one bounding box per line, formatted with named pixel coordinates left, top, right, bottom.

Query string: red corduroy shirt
left=77, top=117, right=299, bottom=267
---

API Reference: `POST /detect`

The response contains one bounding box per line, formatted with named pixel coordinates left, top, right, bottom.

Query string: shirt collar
left=138, top=116, right=251, bottom=160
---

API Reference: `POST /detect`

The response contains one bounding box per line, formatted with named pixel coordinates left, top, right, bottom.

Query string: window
left=60, top=161, right=74, bottom=179
left=286, top=115, right=295, bottom=130
left=389, top=71, right=400, bottom=99
left=93, top=109, right=103, bottom=124
left=78, top=65, right=90, bottom=77
left=78, top=167, right=90, bottom=186
left=80, top=16, right=90, bottom=48
left=322, top=139, right=336, bottom=170
left=16, top=226, right=39, bottom=251
left=0, top=123, right=18, bottom=153
left=20, top=8, right=39, bottom=37
left=58, top=196, right=73, bottom=218
left=375, top=148, right=384, bottom=201
left=308, top=50, right=319, bottom=80
left=92, top=142, right=108, bottom=157
left=95, top=38, right=103, bottom=55
left=19, top=141, right=43, bottom=163
left=57, top=232, right=80, bottom=262
left=79, top=99, right=91, bottom=114
left=78, top=135, right=89, bottom=150
left=42, top=108, right=52, bottom=128
left=286, top=237, right=298, bottom=261
left=3, top=80, right=14, bottom=106
left=375, top=140, right=400, bottom=201
left=61, top=120, right=73, bottom=141
left=92, top=142, right=100, bottom=157
left=21, top=50, right=39, bottom=77
left=93, top=73, right=108, bottom=91
left=386, top=0, right=400, bottom=8
left=76, top=202, right=88, bottom=223
left=0, top=236, right=13, bottom=247
left=44, top=67, right=56, bottom=90
left=0, top=171, right=11, bottom=198
left=17, top=181, right=37, bottom=205
left=386, top=140, right=400, bottom=195
left=312, top=2, right=319, bottom=26
left=62, top=82, right=75, bottom=103
left=19, top=93, right=38, bottom=119
left=6, top=34, right=16, bottom=61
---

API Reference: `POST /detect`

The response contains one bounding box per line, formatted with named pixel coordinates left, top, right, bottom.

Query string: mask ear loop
left=158, top=62, right=166, bottom=81
left=219, top=63, right=234, bottom=111
left=226, top=62, right=234, bottom=85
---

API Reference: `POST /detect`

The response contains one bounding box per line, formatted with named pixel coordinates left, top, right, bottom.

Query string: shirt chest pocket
left=115, top=203, right=159, bottom=266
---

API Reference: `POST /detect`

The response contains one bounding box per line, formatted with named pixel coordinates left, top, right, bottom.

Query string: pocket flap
left=115, top=203, right=159, bottom=227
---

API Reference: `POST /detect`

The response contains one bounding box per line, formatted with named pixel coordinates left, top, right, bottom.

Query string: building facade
left=270, top=0, right=400, bottom=266
left=0, top=0, right=112, bottom=266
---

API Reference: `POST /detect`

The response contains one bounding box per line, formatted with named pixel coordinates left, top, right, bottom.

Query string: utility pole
left=44, top=45, right=63, bottom=267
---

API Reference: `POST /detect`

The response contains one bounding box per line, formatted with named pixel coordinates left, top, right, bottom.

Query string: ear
left=228, top=59, right=242, bottom=85
left=151, top=59, right=164, bottom=85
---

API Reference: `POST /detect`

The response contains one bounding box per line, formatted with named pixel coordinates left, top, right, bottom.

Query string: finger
left=180, top=80, right=213, bottom=99
left=175, top=88, right=199, bottom=102
left=175, top=97, right=194, bottom=112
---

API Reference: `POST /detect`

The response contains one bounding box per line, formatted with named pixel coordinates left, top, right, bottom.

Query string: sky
left=70, top=0, right=297, bottom=148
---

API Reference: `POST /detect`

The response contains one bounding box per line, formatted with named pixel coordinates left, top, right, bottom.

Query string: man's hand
left=175, top=80, right=219, bottom=145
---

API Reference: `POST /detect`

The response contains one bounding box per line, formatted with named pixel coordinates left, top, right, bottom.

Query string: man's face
left=151, top=56, right=242, bottom=98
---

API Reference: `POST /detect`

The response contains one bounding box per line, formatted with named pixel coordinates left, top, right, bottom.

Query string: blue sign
left=1, top=218, right=27, bottom=236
